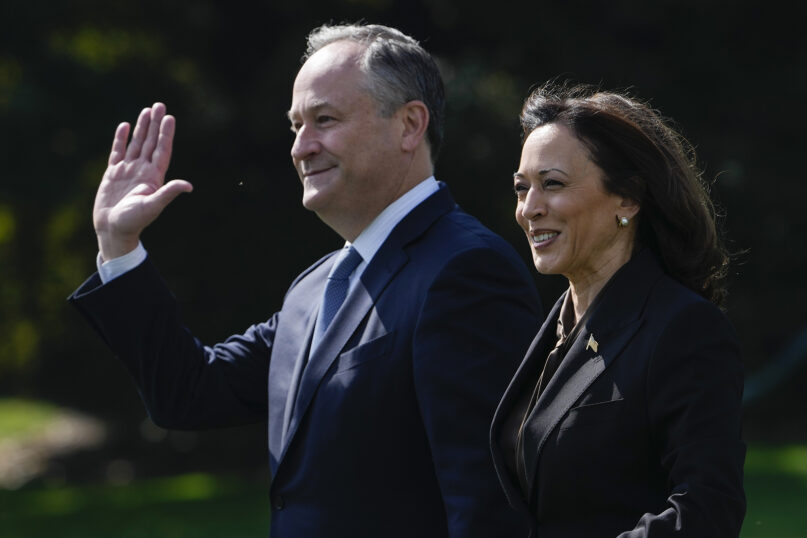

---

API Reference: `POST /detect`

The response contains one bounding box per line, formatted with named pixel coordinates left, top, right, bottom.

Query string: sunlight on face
left=513, top=123, right=636, bottom=286
left=288, top=41, right=404, bottom=231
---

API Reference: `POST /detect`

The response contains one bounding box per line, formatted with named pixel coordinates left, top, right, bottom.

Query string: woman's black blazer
left=490, top=249, right=746, bottom=537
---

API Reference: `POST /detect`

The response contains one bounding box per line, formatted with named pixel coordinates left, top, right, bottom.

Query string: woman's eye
left=543, top=178, right=563, bottom=188
left=514, top=184, right=528, bottom=196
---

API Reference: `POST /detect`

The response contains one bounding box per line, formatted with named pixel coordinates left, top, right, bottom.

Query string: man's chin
left=301, top=189, right=330, bottom=213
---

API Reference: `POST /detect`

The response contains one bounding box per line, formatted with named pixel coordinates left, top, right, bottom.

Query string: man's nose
left=291, top=125, right=320, bottom=162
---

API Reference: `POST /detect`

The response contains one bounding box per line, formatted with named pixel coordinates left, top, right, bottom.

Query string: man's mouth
left=302, top=165, right=335, bottom=178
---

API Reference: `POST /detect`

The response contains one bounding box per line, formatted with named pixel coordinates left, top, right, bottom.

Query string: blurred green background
left=1, top=0, right=805, bottom=535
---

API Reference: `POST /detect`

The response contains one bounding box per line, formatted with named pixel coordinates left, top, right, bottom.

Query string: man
left=70, top=23, right=542, bottom=537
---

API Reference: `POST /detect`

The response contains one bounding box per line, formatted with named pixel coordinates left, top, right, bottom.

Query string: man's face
left=289, top=41, right=405, bottom=233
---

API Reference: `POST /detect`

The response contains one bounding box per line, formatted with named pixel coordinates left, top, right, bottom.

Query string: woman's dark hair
left=521, top=82, right=729, bottom=305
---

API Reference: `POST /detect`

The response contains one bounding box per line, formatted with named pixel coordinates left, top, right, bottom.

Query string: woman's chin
left=532, top=257, right=561, bottom=275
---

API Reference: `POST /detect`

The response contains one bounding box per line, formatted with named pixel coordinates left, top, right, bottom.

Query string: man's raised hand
left=93, top=103, right=193, bottom=261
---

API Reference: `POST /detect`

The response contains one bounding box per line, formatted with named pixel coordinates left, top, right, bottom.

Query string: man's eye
left=316, top=115, right=334, bottom=124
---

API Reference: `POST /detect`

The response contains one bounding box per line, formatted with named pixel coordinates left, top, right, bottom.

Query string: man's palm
left=93, top=103, right=192, bottom=260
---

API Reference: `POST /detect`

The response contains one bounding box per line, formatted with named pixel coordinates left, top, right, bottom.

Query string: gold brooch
left=586, top=334, right=599, bottom=353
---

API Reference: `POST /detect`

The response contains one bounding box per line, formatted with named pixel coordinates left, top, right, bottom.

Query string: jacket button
left=272, top=494, right=285, bottom=510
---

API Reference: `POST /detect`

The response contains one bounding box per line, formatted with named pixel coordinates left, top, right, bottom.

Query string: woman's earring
left=617, top=216, right=630, bottom=228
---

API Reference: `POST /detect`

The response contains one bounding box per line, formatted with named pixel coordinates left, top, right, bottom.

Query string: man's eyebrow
left=287, top=101, right=330, bottom=121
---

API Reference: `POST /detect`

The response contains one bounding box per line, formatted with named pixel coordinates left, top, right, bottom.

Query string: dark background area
left=1, top=0, right=804, bottom=483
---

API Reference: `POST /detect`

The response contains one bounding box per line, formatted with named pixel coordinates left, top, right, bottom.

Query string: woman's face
left=514, top=123, right=638, bottom=285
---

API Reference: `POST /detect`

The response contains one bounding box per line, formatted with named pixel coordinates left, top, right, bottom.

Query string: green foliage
left=0, top=0, right=804, bottom=436
left=0, top=205, right=14, bottom=245
left=742, top=445, right=807, bottom=537
left=0, top=473, right=270, bottom=538
left=49, top=27, right=164, bottom=72
left=0, top=445, right=804, bottom=536
left=0, top=398, right=60, bottom=439
left=0, top=321, right=39, bottom=373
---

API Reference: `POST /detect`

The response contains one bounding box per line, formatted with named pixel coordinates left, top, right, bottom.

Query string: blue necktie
left=314, top=246, right=363, bottom=344
left=283, top=245, right=360, bottom=441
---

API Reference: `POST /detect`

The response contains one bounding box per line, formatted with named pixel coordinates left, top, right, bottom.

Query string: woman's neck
left=567, top=247, right=633, bottom=322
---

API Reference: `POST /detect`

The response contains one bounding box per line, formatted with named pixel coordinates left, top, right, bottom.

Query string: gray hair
left=304, top=23, right=445, bottom=162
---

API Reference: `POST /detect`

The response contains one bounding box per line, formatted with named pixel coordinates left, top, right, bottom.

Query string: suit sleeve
left=412, top=247, right=541, bottom=538
left=68, top=257, right=274, bottom=429
left=620, top=301, right=746, bottom=537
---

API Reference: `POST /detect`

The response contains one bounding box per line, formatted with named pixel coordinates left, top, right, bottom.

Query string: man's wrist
left=97, top=232, right=141, bottom=262
left=97, top=241, right=147, bottom=283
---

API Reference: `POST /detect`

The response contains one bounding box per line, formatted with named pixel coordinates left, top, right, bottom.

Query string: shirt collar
left=347, top=176, right=439, bottom=268
left=556, top=292, right=576, bottom=344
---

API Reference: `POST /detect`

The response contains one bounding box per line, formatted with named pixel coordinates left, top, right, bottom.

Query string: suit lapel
left=278, top=309, right=317, bottom=444
left=280, top=260, right=400, bottom=460
left=490, top=294, right=564, bottom=510
left=521, top=317, right=642, bottom=503
left=516, top=249, right=663, bottom=506
left=268, top=260, right=329, bottom=466
left=278, top=184, right=456, bottom=461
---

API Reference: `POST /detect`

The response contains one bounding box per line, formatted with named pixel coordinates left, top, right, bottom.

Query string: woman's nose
left=519, top=188, right=546, bottom=220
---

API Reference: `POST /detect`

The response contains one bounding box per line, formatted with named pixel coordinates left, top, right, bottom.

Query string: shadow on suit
left=491, top=249, right=746, bottom=537
left=71, top=184, right=543, bottom=538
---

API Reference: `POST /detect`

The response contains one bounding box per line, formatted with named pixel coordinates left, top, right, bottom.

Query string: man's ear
left=399, top=100, right=429, bottom=153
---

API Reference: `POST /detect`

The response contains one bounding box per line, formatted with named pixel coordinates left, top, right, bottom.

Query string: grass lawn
left=0, top=473, right=270, bottom=537
left=0, top=445, right=804, bottom=536
left=0, top=398, right=63, bottom=439
left=742, top=444, right=807, bottom=537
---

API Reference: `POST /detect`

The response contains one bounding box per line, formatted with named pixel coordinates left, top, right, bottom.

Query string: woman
left=490, top=83, right=746, bottom=537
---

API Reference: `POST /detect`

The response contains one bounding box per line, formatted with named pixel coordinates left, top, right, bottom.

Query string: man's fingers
left=141, top=103, right=166, bottom=160
left=125, top=107, right=151, bottom=160
left=152, top=114, right=176, bottom=172
left=146, top=179, right=193, bottom=213
left=162, top=179, right=194, bottom=196
left=108, top=122, right=130, bottom=166
left=152, top=179, right=194, bottom=204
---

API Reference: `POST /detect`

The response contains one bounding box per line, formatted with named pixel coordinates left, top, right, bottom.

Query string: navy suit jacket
left=70, top=184, right=542, bottom=538
left=490, top=250, right=746, bottom=537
